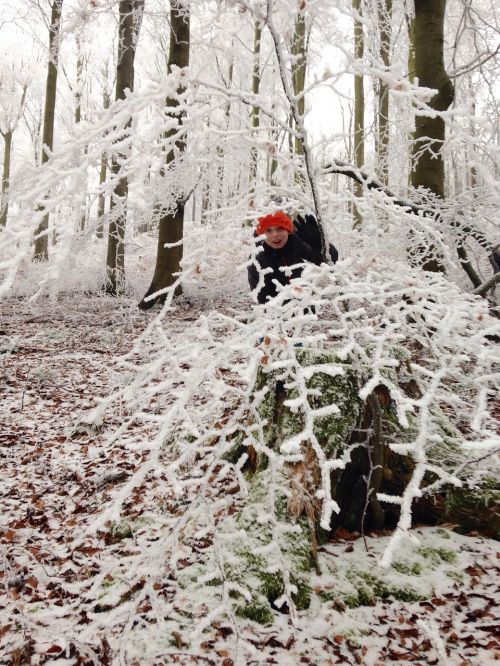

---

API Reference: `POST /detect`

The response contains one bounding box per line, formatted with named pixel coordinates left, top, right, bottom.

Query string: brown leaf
left=24, top=575, right=38, bottom=589
left=0, top=625, right=11, bottom=639
left=216, top=625, right=234, bottom=639
left=2, top=529, right=15, bottom=543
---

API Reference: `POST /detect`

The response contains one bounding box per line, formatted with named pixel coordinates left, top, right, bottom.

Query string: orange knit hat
left=256, top=211, right=294, bottom=236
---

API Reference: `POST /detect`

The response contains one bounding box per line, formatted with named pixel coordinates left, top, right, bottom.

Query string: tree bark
left=291, top=6, right=306, bottom=162
left=406, top=13, right=416, bottom=186
left=33, top=0, right=64, bottom=261
left=105, top=0, right=144, bottom=294
left=75, top=37, right=87, bottom=232
left=138, top=1, right=190, bottom=309
left=0, top=131, right=12, bottom=228
left=96, top=89, right=111, bottom=239
left=352, top=0, right=364, bottom=227
left=410, top=0, right=454, bottom=272
left=266, top=1, right=327, bottom=260
left=376, top=0, right=392, bottom=185
left=248, top=20, right=262, bottom=196
left=411, top=0, right=454, bottom=199
left=215, top=54, right=234, bottom=212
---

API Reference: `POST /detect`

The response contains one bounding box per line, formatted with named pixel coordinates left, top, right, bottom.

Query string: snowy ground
left=1, top=293, right=498, bottom=665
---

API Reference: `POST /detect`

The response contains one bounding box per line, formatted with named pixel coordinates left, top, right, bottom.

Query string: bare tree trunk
left=406, top=13, right=416, bottom=186
left=75, top=37, right=87, bottom=232
left=410, top=0, right=454, bottom=271
left=105, top=0, right=144, bottom=295
left=248, top=20, right=262, bottom=198
left=267, top=121, right=279, bottom=186
left=265, top=0, right=327, bottom=260
left=0, top=131, right=12, bottom=228
left=376, top=0, right=392, bottom=185
left=96, top=88, right=111, bottom=239
left=352, top=0, right=364, bottom=227
left=138, top=0, right=190, bottom=310
left=215, top=54, right=234, bottom=212
left=291, top=6, right=306, bottom=162
left=33, top=0, right=64, bottom=261
left=411, top=0, right=453, bottom=198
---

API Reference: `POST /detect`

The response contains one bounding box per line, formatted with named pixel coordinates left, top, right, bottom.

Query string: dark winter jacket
left=247, top=234, right=319, bottom=304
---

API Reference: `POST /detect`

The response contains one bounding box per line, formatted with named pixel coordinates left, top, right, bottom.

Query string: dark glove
left=294, top=214, right=322, bottom=254
left=295, top=214, right=339, bottom=264
left=294, top=214, right=323, bottom=264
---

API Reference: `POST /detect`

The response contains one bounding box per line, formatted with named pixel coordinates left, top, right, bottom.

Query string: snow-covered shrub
left=82, top=254, right=499, bottom=630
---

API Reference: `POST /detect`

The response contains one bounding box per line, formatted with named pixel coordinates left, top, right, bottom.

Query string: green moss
left=390, top=586, right=424, bottom=603
left=392, top=560, right=423, bottom=576
left=417, top=546, right=456, bottom=565
left=102, top=576, right=114, bottom=589
left=343, top=594, right=360, bottom=609
left=109, top=516, right=155, bottom=540
left=293, top=577, right=312, bottom=610
left=206, top=577, right=222, bottom=587
left=110, top=521, right=133, bottom=540
left=445, top=480, right=500, bottom=539
left=446, top=570, right=464, bottom=583
left=235, top=598, right=274, bottom=624
left=299, top=352, right=362, bottom=457
left=343, top=569, right=423, bottom=607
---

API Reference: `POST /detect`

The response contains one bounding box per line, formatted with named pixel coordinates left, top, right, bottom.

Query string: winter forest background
left=0, top=0, right=499, bottom=664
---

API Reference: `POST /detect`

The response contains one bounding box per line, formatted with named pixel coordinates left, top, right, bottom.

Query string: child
left=247, top=210, right=322, bottom=304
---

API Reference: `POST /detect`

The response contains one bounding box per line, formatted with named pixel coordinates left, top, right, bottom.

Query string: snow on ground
left=1, top=293, right=498, bottom=665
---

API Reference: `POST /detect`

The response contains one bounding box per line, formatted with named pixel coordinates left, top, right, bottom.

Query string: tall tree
left=139, top=0, right=190, bottom=309
left=215, top=49, right=234, bottom=213
left=105, top=0, right=144, bottom=294
left=248, top=19, right=263, bottom=198
left=290, top=3, right=306, bottom=163
left=411, top=0, right=454, bottom=199
left=376, top=0, right=392, bottom=185
left=74, top=34, right=88, bottom=232
left=33, top=0, right=64, bottom=260
left=96, top=85, right=111, bottom=240
left=0, top=69, right=28, bottom=228
left=410, top=0, right=454, bottom=271
left=352, top=0, right=364, bottom=227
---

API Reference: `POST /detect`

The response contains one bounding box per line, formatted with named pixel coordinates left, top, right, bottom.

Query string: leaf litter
left=0, top=293, right=498, bottom=665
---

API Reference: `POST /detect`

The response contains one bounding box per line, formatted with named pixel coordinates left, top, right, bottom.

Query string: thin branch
left=472, top=271, right=500, bottom=296
left=450, top=43, right=500, bottom=78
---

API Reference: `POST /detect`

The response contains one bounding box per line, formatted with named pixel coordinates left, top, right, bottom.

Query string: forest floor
left=0, top=293, right=499, bottom=666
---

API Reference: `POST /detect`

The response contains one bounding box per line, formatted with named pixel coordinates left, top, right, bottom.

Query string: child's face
left=264, top=226, right=289, bottom=249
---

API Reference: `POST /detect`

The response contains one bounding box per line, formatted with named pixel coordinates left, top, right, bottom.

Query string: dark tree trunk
left=0, top=130, right=12, bottom=228
left=139, top=1, right=190, bottom=310
left=248, top=19, right=262, bottom=196
left=376, top=0, right=392, bottom=185
left=411, top=0, right=454, bottom=199
left=96, top=89, right=111, bottom=240
left=410, top=0, right=454, bottom=272
left=33, top=0, right=64, bottom=261
left=105, top=0, right=144, bottom=294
